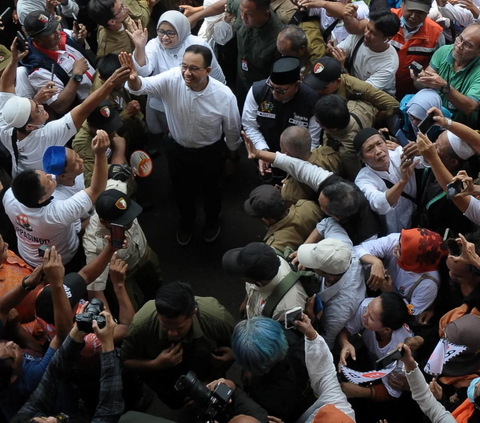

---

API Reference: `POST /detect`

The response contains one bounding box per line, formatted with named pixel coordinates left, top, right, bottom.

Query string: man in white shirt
left=23, top=10, right=94, bottom=116
left=297, top=238, right=365, bottom=349
left=3, top=130, right=111, bottom=272
left=0, top=38, right=130, bottom=177
left=353, top=127, right=419, bottom=234
left=120, top=45, right=241, bottom=245
left=223, top=242, right=308, bottom=323
left=337, top=9, right=400, bottom=95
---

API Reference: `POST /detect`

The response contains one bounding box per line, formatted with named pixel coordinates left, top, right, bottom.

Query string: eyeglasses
left=157, top=29, right=177, bottom=38
left=265, top=77, right=295, bottom=95
left=114, top=2, right=126, bottom=17
left=181, top=64, right=206, bottom=73
left=455, top=35, right=475, bottom=51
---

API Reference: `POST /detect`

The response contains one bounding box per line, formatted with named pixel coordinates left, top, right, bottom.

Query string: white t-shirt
left=338, top=34, right=399, bottom=96
left=54, top=174, right=88, bottom=233
left=346, top=297, right=414, bottom=397
left=0, top=92, right=77, bottom=176
left=3, top=188, right=92, bottom=267
left=15, top=67, right=37, bottom=99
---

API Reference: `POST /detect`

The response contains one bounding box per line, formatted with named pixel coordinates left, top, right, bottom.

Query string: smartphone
left=38, top=245, right=49, bottom=257
left=314, top=294, right=323, bottom=315
left=418, top=111, right=436, bottom=135
left=16, top=31, right=26, bottom=53
left=446, top=180, right=463, bottom=199
left=72, top=12, right=79, bottom=31
left=50, top=63, right=55, bottom=81
left=409, top=61, right=423, bottom=77
left=395, top=129, right=410, bottom=148
left=110, top=223, right=125, bottom=249
left=443, top=227, right=451, bottom=241
left=375, top=347, right=404, bottom=370
left=447, top=238, right=462, bottom=256
left=0, top=7, right=11, bottom=18
left=285, top=306, right=303, bottom=330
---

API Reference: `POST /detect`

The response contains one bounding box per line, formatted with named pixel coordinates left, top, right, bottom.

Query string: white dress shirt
left=355, top=147, right=417, bottom=234
left=126, top=67, right=241, bottom=150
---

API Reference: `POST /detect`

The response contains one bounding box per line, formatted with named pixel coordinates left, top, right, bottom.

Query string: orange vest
left=390, top=8, right=443, bottom=99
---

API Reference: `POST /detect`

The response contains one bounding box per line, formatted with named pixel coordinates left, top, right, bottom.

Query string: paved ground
left=134, top=142, right=266, bottom=421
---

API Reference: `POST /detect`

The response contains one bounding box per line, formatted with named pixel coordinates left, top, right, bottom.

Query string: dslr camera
left=75, top=298, right=106, bottom=333
left=175, top=371, right=233, bottom=422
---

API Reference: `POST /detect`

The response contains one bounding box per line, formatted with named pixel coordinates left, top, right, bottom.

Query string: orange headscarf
left=397, top=228, right=448, bottom=273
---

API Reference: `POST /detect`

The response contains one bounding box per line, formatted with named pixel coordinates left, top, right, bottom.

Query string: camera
left=175, top=371, right=233, bottom=422
left=75, top=298, right=106, bottom=333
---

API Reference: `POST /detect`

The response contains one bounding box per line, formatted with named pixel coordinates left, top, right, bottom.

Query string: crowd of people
left=1, top=0, right=480, bottom=421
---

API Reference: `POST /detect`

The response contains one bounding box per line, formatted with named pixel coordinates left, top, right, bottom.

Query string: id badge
left=241, top=59, right=249, bottom=71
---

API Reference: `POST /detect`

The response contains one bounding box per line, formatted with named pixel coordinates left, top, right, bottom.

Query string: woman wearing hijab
left=400, top=89, right=452, bottom=142
left=127, top=11, right=225, bottom=134
left=357, top=228, right=448, bottom=318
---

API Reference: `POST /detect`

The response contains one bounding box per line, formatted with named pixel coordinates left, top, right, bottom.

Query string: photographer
left=11, top=308, right=124, bottom=423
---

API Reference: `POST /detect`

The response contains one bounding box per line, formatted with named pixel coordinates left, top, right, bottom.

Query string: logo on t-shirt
left=16, top=214, right=33, bottom=231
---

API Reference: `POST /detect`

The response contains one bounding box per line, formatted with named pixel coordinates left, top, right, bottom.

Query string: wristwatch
left=71, top=74, right=83, bottom=83
left=440, top=83, right=451, bottom=95
left=21, top=276, right=34, bottom=292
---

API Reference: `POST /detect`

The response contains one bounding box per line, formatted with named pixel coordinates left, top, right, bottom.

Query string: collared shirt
left=83, top=180, right=146, bottom=291
left=245, top=256, right=308, bottom=322
left=264, top=200, right=322, bottom=253
left=430, top=44, right=480, bottom=128
left=126, top=67, right=241, bottom=150
left=317, top=251, right=365, bottom=348
left=316, top=217, right=353, bottom=247
left=356, top=233, right=440, bottom=315
left=28, top=32, right=95, bottom=103
left=0, top=92, right=77, bottom=176
left=355, top=146, right=417, bottom=233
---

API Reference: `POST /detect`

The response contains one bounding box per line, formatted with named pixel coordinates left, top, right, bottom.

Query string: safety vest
left=390, top=8, right=443, bottom=99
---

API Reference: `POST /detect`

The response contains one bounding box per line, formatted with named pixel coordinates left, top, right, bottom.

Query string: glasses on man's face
left=181, top=64, right=206, bottom=73
left=455, top=35, right=475, bottom=51
left=265, top=78, right=294, bottom=95
left=157, top=29, right=177, bottom=38
left=114, top=2, right=126, bottom=17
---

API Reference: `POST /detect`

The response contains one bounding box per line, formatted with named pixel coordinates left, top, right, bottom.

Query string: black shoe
left=176, top=223, right=193, bottom=246
left=203, top=221, right=221, bottom=243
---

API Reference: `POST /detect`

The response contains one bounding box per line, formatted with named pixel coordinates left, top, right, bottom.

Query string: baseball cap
left=223, top=242, right=280, bottom=281
left=87, top=101, right=123, bottom=134
left=404, top=0, right=431, bottom=13
left=0, top=45, right=12, bottom=73
left=43, top=146, right=66, bottom=176
left=24, top=11, right=60, bottom=37
left=35, top=272, right=87, bottom=325
left=270, top=57, right=301, bottom=85
left=95, top=189, right=142, bottom=226
left=244, top=185, right=286, bottom=219
left=303, top=57, right=342, bottom=91
left=297, top=239, right=352, bottom=274
left=3, top=96, right=32, bottom=128
left=313, top=404, right=355, bottom=423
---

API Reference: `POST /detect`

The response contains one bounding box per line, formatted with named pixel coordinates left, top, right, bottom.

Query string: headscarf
left=406, top=89, right=443, bottom=136
left=156, top=11, right=191, bottom=56
left=396, top=228, right=448, bottom=273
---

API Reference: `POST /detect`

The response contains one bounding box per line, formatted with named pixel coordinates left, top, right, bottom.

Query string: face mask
left=467, top=377, right=480, bottom=403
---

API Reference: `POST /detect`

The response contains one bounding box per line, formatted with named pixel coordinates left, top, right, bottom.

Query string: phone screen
left=446, top=180, right=463, bottom=199
left=418, top=112, right=436, bottom=135
left=110, top=224, right=125, bottom=249
left=375, top=349, right=404, bottom=370
left=446, top=238, right=461, bottom=256
left=395, top=129, right=410, bottom=147
left=285, top=307, right=302, bottom=330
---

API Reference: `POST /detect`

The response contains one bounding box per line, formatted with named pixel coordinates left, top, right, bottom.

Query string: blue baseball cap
left=43, top=146, right=66, bottom=176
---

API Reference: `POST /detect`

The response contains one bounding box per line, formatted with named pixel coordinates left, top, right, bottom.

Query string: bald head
left=229, top=416, right=261, bottom=423
left=280, top=126, right=312, bottom=159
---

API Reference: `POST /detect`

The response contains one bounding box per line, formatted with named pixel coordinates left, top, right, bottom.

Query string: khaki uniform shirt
left=264, top=200, right=322, bottom=253
left=246, top=256, right=308, bottom=322
left=270, top=0, right=297, bottom=24
left=72, top=123, right=95, bottom=187
left=83, top=180, right=147, bottom=291
left=281, top=147, right=343, bottom=207
left=120, top=297, right=236, bottom=378
left=337, top=74, right=400, bottom=120
left=323, top=100, right=377, bottom=181
left=300, top=20, right=326, bottom=77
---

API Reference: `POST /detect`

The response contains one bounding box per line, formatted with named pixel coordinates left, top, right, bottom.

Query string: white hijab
left=157, top=11, right=191, bottom=57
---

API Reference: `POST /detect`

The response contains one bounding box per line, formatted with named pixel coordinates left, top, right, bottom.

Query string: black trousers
left=164, top=138, right=224, bottom=227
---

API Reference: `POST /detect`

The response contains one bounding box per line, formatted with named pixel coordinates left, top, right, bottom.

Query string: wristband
left=443, top=118, right=452, bottom=130
left=306, top=331, right=318, bottom=341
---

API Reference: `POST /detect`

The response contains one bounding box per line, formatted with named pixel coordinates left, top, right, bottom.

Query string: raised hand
left=126, top=19, right=148, bottom=49
left=91, top=130, right=110, bottom=156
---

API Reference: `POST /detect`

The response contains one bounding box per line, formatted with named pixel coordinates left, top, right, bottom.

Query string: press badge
left=241, top=59, right=249, bottom=71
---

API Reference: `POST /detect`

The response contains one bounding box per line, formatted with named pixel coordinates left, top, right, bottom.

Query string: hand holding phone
left=16, top=31, right=26, bottom=53
left=285, top=306, right=303, bottom=330
left=446, top=179, right=463, bottom=199
left=110, top=223, right=125, bottom=249
left=375, top=346, right=404, bottom=370
left=409, top=61, right=423, bottom=77
left=418, top=111, right=436, bottom=135
left=395, top=129, right=410, bottom=148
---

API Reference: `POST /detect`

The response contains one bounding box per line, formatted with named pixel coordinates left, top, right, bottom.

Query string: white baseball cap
left=297, top=238, right=352, bottom=275
left=3, top=96, right=32, bottom=128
